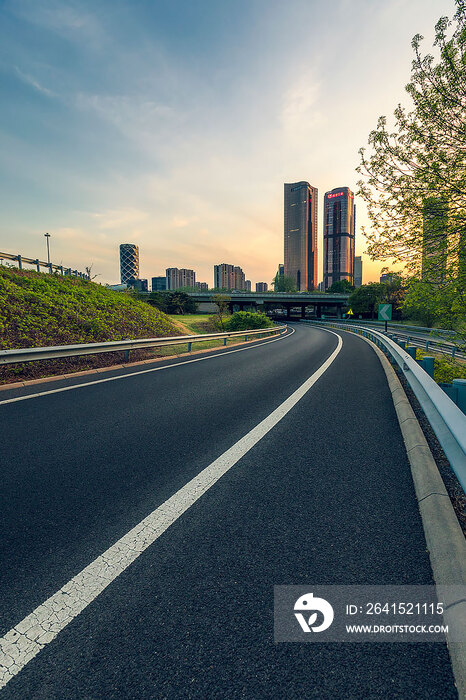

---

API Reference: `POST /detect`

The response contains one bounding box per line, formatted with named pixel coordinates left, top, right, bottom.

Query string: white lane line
left=0, top=328, right=294, bottom=406
left=0, top=329, right=342, bottom=689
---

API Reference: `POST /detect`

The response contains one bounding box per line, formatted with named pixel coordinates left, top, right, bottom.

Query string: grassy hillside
left=0, top=266, right=180, bottom=382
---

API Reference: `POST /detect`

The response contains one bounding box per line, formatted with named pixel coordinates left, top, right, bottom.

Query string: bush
left=415, top=348, right=466, bottom=383
left=224, top=311, right=274, bottom=331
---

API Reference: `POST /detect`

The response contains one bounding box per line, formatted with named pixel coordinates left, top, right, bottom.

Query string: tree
left=85, top=264, right=100, bottom=281
left=271, top=274, right=297, bottom=292
left=168, top=292, right=197, bottom=314
left=347, top=283, right=386, bottom=318
left=147, top=291, right=197, bottom=314
left=357, top=0, right=466, bottom=291
left=212, top=294, right=231, bottom=330
left=326, top=279, right=355, bottom=293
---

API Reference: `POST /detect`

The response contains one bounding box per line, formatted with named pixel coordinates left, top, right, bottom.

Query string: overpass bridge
left=186, top=291, right=350, bottom=318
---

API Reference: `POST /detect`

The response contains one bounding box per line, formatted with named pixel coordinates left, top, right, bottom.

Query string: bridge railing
left=0, top=325, right=286, bottom=366
left=302, top=319, right=466, bottom=493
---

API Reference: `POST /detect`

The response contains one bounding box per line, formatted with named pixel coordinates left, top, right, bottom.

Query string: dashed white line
left=0, top=328, right=341, bottom=689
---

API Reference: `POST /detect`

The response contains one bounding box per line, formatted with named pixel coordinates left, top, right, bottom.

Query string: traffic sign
left=378, top=304, right=392, bottom=321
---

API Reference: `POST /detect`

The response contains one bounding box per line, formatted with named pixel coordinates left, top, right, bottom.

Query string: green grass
left=0, top=266, right=181, bottom=383
left=167, top=313, right=219, bottom=335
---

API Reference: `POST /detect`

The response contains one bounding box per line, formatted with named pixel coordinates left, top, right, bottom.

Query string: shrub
left=224, top=311, right=274, bottom=331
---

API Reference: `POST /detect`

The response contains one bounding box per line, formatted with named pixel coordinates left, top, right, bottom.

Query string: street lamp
left=44, top=233, right=51, bottom=266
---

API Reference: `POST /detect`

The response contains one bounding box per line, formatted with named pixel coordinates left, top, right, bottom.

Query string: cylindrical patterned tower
left=120, top=243, right=139, bottom=284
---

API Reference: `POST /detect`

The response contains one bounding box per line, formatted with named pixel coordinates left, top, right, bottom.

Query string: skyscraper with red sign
left=323, top=187, right=356, bottom=290
left=284, top=181, right=318, bottom=291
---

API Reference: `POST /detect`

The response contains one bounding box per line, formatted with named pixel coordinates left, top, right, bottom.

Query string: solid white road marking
left=0, top=329, right=342, bottom=689
left=0, top=327, right=294, bottom=406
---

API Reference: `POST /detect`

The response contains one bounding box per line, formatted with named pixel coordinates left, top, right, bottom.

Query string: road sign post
left=378, top=303, right=392, bottom=332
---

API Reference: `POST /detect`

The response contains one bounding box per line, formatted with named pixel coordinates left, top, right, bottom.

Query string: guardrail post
left=16, top=254, right=22, bottom=270
left=223, top=338, right=227, bottom=346
left=452, top=347, right=457, bottom=359
left=406, top=347, right=417, bottom=360
left=124, top=350, right=130, bottom=362
left=398, top=340, right=406, bottom=350
left=425, top=340, right=430, bottom=351
left=34, top=259, right=40, bottom=272
left=422, top=356, right=435, bottom=379
left=187, top=342, right=192, bottom=352
left=244, top=335, right=248, bottom=341
left=452, top=379, right=466, bottom=413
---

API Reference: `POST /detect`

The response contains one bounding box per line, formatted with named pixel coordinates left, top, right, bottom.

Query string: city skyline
left=0, top=0, right=455, bottom=286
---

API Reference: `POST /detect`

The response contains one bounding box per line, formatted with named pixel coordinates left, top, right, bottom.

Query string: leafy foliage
left=357, top=0, right=466, bottom=288
left=211, top=294, right=231, bottom=331
left=271, top=274, right=297, bottom=292
left=147, top=291, right=197, bottom=314
left=225, top=311, right=274, bottom=331
left=326, top=279, right=355, bottom=293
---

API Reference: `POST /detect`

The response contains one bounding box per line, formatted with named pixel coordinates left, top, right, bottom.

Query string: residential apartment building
left=214, top=263, right=248, bottom=290
left=256, top=282, right=268, bottom=292
left=166, top=268, right=196, bottom=290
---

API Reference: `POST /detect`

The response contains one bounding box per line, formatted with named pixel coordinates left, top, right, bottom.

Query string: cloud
left=14, top=66, right=56, bottom=97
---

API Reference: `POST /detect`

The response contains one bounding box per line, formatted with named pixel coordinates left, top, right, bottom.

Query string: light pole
left=44, top=233, right=51, bottom=266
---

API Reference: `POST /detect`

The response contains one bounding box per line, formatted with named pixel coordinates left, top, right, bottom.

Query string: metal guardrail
left=0, top=326, right=286, bottom=365
left=302, top=319, right=466, bottom=493
left=0, top=251, right=90, bottom=279
left=331, top=318, right=457, bottom=337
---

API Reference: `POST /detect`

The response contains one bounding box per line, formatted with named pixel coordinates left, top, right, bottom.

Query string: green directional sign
left=378, top=303, right=392, bottom=321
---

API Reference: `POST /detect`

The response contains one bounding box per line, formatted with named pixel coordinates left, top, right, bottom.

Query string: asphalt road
left=0, top=324, right=457, bottom=699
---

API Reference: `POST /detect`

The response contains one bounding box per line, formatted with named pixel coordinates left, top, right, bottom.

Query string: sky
left=0, top=0, right=457, bottom=287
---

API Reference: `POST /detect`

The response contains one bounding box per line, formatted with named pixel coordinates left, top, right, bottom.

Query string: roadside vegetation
left=414, top=348, right=466, bottom=384
left=0, top=266, right=180, bottom=384
left=355, top=1, right=466, bottom=344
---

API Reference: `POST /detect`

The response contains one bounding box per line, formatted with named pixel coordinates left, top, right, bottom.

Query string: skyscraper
left=354, top=256, right=363, bottom=287
left=120, top=243, right=139, bottom=284
left=284, top=182, right=318, bottom=291
left=323, top=187, right=356, bottom=290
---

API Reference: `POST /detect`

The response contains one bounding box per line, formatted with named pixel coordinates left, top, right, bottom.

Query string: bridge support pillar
left=301, top=304, right=306, bottom=319
left=286, top=305, right=291, bottom=320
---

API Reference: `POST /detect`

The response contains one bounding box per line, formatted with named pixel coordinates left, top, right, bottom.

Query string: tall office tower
left=256, top=282, right=268, bottom=292
left=120, top=243, right=139, bottom=284
left=166, top=268, right=196, bottom=290
left=422, top=197, right=448, bottom=283
left=152, top=276, right=167, bottom=291
left=323, top=187, right=356, bottom=290
left=354, top=256, right=363, bottom=287
left=284, top=182, right=318, bottom=291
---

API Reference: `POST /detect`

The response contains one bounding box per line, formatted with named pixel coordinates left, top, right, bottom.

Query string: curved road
left=0, top=324, right=457, bottom=698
